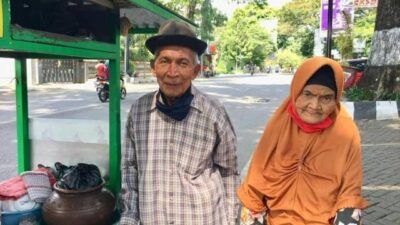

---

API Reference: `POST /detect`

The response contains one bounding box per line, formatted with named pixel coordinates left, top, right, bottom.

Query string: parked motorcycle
left=96, top=77, right=127, bottom=103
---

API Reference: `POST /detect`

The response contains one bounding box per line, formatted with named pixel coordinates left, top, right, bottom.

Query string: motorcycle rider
left=95, top=60, right=109, bottom=81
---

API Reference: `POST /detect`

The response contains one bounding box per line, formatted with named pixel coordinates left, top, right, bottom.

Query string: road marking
left=0, top=120, right=16, bottom=125
left=362, top=143, right=400, bottom=147
left=362, top=185, right=400, bottom=191
left=0, top=103, right=100, bottom=125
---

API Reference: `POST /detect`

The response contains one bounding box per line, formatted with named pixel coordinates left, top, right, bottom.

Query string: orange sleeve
left=332, top=132, right=368, bottom=217
left=236, top=104, right=288, bottom=213
left=237, top=156, right=268, bottom=212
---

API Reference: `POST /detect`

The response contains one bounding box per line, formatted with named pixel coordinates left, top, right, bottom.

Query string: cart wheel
left=120, top=87, right=127, bottom=99
left=98, top=89, right=108, bottom=102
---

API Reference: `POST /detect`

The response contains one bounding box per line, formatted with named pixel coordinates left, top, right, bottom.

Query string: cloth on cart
left=21, top=171, right=52, bottom=203
left=0, top=176, right=27, bottom=200
left=1, top=194, right=40, bottom=212
left=0, top=166, right=56, bottom=203
left=36, top=165, right=57, bottom=187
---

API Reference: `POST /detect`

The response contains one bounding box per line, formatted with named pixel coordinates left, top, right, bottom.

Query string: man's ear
left=192, top=64, right=201, bottom=80
left=150, top=59, right=156, bottom=77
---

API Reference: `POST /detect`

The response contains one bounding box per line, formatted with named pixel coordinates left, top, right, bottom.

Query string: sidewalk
left=356, top=119, right=400, bottom=225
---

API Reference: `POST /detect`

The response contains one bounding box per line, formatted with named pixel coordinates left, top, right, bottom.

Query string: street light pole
left=326, top=0, right=333, bottom=58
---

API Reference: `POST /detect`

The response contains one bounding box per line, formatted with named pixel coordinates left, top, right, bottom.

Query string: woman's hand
left=333, top=208, right=362, bottom=225
left=239, top=206, right=266, bottom=225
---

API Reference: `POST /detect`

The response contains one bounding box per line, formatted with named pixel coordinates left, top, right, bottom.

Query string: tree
left=119, top=34, right=153, bottom=72
left=353, top=8, right=376, bottom=57
left=200, top=0, right=213, bottom=41
left=275, top=49, right=303, bottom=71
left=211, top=8, right=228, bottom=27
left=334, top=10, right=353, bottom=61
left=156, top=0, right=198, bottom=34
left=276, top=0, right=320, bottom=57
left=358, top=0, right=400, bottom=99
left=217, top=4, right=275, bottom=71
left=159, top=0, right=227, bottom=43
left=159, top=0, right=202, bottom=21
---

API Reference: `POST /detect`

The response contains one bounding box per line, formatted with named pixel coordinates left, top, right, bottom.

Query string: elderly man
left=119, top=20, right=240, bottom=225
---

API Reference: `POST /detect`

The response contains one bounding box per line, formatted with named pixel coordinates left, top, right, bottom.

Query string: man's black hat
left=145, top=20, right=207, bottom=56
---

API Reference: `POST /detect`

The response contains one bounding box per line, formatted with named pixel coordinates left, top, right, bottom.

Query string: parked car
left=342, top=58, right=367, bottom=89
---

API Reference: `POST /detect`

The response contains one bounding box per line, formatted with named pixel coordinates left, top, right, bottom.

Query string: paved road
left=0, top=74, right=291, bottom=181
left=1, top=75, right=399, bottom=224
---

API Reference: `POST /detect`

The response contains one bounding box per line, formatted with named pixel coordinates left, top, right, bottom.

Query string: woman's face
left=295, top=84, right=336, bottom=124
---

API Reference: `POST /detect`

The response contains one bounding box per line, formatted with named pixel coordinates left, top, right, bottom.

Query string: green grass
left=344, top=86, right=400, bottom=101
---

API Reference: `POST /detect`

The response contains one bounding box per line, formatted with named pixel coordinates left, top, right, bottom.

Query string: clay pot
left=42, top=182, right=115, bottom=225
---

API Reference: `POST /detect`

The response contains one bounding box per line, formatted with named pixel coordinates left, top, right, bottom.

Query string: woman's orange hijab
left=237, top=57, right=367, bottom=224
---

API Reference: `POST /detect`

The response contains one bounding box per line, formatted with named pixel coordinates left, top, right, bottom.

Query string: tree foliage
left=353, top=8, right=376, bottom=40
left=159, top=0, right=202, bottom=21
left=120, top=34, right=152, bottom=71
left=352, top=8, right=376, bottom=56
left=200, top=0, right=213, bottom=41
left=275, top=49, right=303, bottom=71
left=276, top=0, right=320, bottom=57
left=159, top=0, right=227, bottom=42
left=334, top=10, right=353, bottom=60
left=217, top=4, right=275, bottom=71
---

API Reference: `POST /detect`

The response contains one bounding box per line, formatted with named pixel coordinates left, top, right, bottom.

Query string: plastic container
left=1, top=207, right=42, bottom=225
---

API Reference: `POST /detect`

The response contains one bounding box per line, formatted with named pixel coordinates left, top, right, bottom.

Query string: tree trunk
left=187, top=0, right=198, bottom=21
left=358, top=0, right=400, bottom=99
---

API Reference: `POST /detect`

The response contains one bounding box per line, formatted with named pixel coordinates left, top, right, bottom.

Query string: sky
left=212, top=0, right=293, bottom=18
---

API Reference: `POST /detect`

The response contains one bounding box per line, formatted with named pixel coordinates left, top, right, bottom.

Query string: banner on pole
left=320, top=0, right=354, bottom=32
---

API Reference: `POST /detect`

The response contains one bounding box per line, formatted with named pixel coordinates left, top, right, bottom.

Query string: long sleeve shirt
left=120, top=86, right=240, bottom=225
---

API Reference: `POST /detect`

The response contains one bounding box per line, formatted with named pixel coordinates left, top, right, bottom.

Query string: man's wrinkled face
left=295, top=84, right=336, bottom=124
left=151, top=45, right=200, bottom=104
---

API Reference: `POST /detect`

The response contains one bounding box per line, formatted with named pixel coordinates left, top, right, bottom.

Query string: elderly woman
left=237, top=57, right=368, bottom=225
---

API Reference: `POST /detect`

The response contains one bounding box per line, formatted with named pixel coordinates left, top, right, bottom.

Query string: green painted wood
left=108, top=58, right=121, bottom=195
left=128, top=0, right=197, bottom=27
left=1, top=0, right=118, bottom=57
left=107, top=17, right=121, bottom=195
left=11, top=27, right=117, bottom=53
left=0, top=39, right=118, bottom=59
left=15, top=58, right=30, bottom=173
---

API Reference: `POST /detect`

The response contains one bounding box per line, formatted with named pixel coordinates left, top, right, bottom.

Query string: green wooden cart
left=0, top=0, right=195, bottom=196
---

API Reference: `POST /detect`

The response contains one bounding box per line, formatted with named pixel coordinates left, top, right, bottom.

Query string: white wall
left=0, top=58, right=15, bottom=86
left=0, top=58, right=37, bottom=86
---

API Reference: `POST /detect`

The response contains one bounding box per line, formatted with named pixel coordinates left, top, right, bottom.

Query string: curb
left=342, top=101, right=400, bottom=120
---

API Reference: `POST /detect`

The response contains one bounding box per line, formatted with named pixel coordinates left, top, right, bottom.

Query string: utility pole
left=326, top=0, right=333, bottom=58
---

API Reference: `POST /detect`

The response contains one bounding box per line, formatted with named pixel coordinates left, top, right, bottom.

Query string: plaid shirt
left=120, top=86, right=240, bottom=225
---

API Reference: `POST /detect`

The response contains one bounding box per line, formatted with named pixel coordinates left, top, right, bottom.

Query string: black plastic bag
left=55, top=162, right=102, bottom=190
